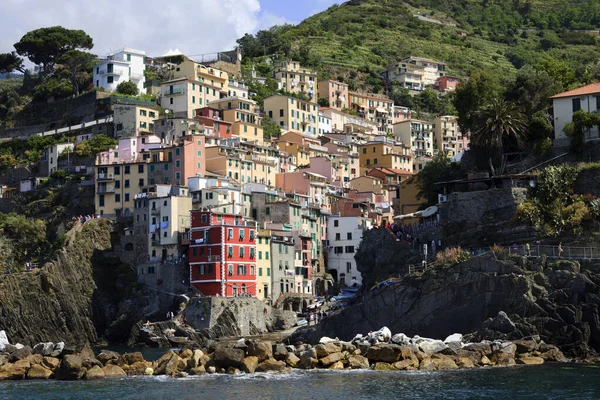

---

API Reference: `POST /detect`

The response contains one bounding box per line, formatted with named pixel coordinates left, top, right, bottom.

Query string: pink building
left=317, top=80, right=349, bottom=110
left=275, top=171, right=329, bottom=207
left=174, top=134, right=207, bottom=186
left=435, top=76, right=461, bottom=92
left=97, top=136, right=163, bottom=164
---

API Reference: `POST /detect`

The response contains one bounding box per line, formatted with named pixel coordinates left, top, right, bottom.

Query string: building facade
left=93, top=47, right=146, bottom=93
left=326, top=216, right=370, bottom=286
left=264, top=95, right=319, bottom=136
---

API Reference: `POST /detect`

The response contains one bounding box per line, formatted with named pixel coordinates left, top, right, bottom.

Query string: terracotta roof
left=550, top=83, right=600, bottom=99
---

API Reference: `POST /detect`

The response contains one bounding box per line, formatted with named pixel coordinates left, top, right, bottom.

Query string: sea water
left=1, top=364, right=599, bottom=400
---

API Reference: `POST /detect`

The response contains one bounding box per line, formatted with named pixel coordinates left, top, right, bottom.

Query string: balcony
left=99, top=69, right=123, bottom=76
left=207, top=255, right=222, bottom=262
left=130, top=72, right=144, bottom=81
left=97, top=173, right=114, bottom=181
left=163, top=88, right=185, bottom=96
left=300, top=228, right=311, bottom=238
left=97, top=187, right=115, bottom=194
left=151, top=208, right=160, bottom=215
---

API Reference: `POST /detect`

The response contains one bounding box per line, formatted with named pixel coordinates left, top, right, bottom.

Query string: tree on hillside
left=261, top=116, right=281, bottom=140
left=75, top=134, right=117, bottom=157
left=453, top=70, right=503, bottom=134
left=535, top=56, right=576, bottom=91
left=58, top=50, right=95, bottom=96
left=13, top=26, right=93, bottom=78
left=508, top=65, right=561, bottom=117
left=471, top=98, right=528, bottom=173
left=415, top=152, right=461, bottom=206
left=318, top=98, right=330, bottom=107
left=0, top=52, right=25, bottom=74
left=115, top=81, right=139, bottom=96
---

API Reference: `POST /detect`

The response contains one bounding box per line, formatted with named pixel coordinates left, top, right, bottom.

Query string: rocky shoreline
left=1, top=327, right=595, bottom=381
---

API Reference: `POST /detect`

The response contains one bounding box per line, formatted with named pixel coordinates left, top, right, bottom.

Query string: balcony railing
left=97, top=173, right=114, bottom=181
left=99, top=69, right=123, bottom=76
left=207, top=255, right=222, bottom=262
left=163, top=88, right=185, bottom=96
left=97, top=187, right=115, bottom=194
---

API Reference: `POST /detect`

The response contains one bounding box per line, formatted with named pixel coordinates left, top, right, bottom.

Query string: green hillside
left=237, top=0, right=600, bottom=91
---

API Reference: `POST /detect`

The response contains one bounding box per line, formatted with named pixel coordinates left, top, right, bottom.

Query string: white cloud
left=0, top=0, right=283, bottom=60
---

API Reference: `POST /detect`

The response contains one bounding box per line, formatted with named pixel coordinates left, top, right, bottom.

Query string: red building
left=189, top=211, right=257, bottom=296
left=195, top=107, right=233, bottom=139
left=435, top=76, right=460, bottom=92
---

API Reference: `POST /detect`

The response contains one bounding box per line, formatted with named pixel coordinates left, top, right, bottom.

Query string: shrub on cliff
left=435, top=247, right=471, bottom=267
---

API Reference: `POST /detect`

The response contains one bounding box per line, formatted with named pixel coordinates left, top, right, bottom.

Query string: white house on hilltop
left=93, top=47, right=146, bottom=93
left=550, top=82, right=600, bottom=148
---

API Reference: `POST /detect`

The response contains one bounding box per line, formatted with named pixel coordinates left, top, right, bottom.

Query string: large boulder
left=33, top=343, right=54, bottom=356
left=463, top=343, right=493, bottom=356
left=25, top=354, right=43, bottom=366
left=366, top=344, right=403, bottom=363
left=516, top=357, right=544, bottom=365
left=347, top=355, right=370, bottom=369
left=50, top=342, right=65, bottom=358
left=513, top=340, right=538, bottom=354
left=247, top=341, right=272, bottom=362
left=42, top=357, right=60, bottom=370
left=285, top=353, right=300, bottom=368
left=391, top=333, right=411, bottom=346
left=97, top=350, right=120, bottom=365
left=84, top=365, right=105, bottom=380
left=102, top=364, right=127, bottom=378
left=26, top=364, right=53, bottom=379
left=484, top=311, right=516, bottom=334
left=256, top=358, right=286, bottom=372
left=188, top=350, right=205, bottom=369
left=121, top=352, right=145, bottom=366
left=431, top=354, right=458, bottom=370
left=315, top=343, right=342, bottom=358
left=418, top=340, right=448, bottom=355
left=0, top=360, right=30, bottom=380
left=319, top=352, right=344, bottom=367
left=367, top=327, right=392, bottom=343
left=273, top=344, right=289, bottom=361
left=0, top=331, right=9, bottom=346
left=241, top=356, right=259, bottom=374
left=213, top=347, right=245, bottom=369
left=55, top=355, right=84, bottom=380
left=9, top=346, right=33, bottom=362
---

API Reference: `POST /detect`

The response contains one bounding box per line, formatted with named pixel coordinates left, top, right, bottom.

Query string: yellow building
left=349, top=176, right=388, bottom=197
left=160, top=77, right=224, bottom=118
left=349, top=92, right=394, bottom=134
left=204, top=146, right=278, bottom=187
left=393, top=119, right=435, bottom=157
left=173, top=59, right=229, bottom=91
left=434, top=115, right=461, bottom=156
left=96, top=161, right=147, bottom=217
left=396, top=177, right=427, bottom=223
left=358, top=138, right=413, bottom=175
left=113, top=104, right=159, bottom=138
left=274, top=60, right=317, bottom=100
left=264, top=94, right=319, bottom=136
left=257, top=230, right=272, bottom=301
left=209, top=97, right=264, bottom=143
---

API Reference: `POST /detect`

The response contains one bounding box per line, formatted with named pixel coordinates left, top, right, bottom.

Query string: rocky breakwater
left=0, top=328, right=571, bottom=381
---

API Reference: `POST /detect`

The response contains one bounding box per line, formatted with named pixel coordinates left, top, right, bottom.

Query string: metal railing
left=505, top=245, right=600, bottom=260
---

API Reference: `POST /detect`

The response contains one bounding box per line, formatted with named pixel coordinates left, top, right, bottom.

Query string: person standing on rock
left=558, top=243, right=564, bottom=258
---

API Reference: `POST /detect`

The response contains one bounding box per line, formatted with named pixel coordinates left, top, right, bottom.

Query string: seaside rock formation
left=297, top=235, right=600, bottom=357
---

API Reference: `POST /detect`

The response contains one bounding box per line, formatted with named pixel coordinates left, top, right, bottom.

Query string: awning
left=376, top=107, right=388, bottom=113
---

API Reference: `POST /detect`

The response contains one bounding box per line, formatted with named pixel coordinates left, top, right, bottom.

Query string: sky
left=0, top=0, right=342, bottom=60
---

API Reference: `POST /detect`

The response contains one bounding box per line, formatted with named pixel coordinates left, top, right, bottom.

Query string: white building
left=381, top=56, right=447, bottom=91
left=550, top=83, right=600, bottom=147
left=93, top=47, right=146, bottom=93
left=326, top=216, right=371, bottom=287
left=318, top=111, right=332, bottom=136
left=393, top=119, right=434, bottom=157
left=42, top=143, right=74, bottom=176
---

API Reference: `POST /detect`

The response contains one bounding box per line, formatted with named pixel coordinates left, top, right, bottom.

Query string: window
left=175, top=148, right=180, bottom=156
left=345, top=246, right=355, bottom=253
left=228, top=228, right=233, bottom=239
left=200, top=265, right=205, bottom=275
left=266, top=207, right=270, bottom=215
left=259, top=267, right=263, bottom=276
left=125, top=193, right=130, bottom=202
left=239, top=229, right=245, bottom=240
left=228, top=264, right=234, bottom=276
left=335, top=233, right=341, bottom=240
left=107, top=76, right=113, bottom=84
left=334, top=246, right=343, bottom=254
left=115, top=194, right=121, bottom=202
left=280, top=109, right=284, bottom=117
left=347, top=262, right=352, bottom=273
left=250, top=248, right=255, bottom=258
left=228, top=246, right=233, bottom=257
left=334, top=220, right=339, bottom=227
left=201, top=214, right=207, bottom=223
left=573, top=98, right=581, bottom=112
left=240, top=247, right=245, bottom=258
left=266, top=251, right=269, bottom=260
left=140, top=109, right=147, bottom=117
left=124, top=179, right=130, bottom=188
left=124, top=166, right=130, bottom=174
left=114, top=166, right=121, bottom=175
left=259, top=251, right=262, bottom=260
left=249, top=230, right=255, bottom=241
left=115, top=180, right=121, bottom=189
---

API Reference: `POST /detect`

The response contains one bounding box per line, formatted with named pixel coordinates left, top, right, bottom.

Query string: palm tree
left=471, top=98, right=528, bottom=174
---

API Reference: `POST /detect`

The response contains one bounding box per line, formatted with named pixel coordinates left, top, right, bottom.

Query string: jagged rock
left=357, top=342, right=371, bottom=355
left=431, top=354, right=458, bottom=370
left=319, top=337, right=339, bottom=344
left=1, top=360, right=30, bottom=380
left=391, top=333, right=411, bottom=346
left=0, top=331, right=9, bottom=347
left=368, top=327, right=392, bottom=343
left=497, top=342, right=517, bottom=357
left=329, top=361, right=345, bottom=370
left=121, top=352, right=144, bottom=365
left=189, top=366, right=205, bottom=375
left=9, top=346, right=33, bottom=362
left=188, top=349, right=204, bottom=369
left=454, top=350, right=480, bottom=366
left=273, top=344, right=288, bottom=361
left=373, top=362, right=393, bottom=371
left=247, top=341, right=272, bottom=362
left=50, top=343, right=64, bottom=358
left=367, top=344, right=403, bottom=363
left=419, top=358, right=437, bottom=371
left=84, top=366, right=105, bottom=380
left=42, top=357, right=60, bottom=370
left=213, top=347, right=245, bottom=369
left=319, top=352, right=344, bottom=367
left=456, top=357, right=475, bottom=368
left=417, top=340, right=448, bottom=355
left=517, top=357, right=544, bottom=365
left=0, top=355, right=8, bottom=368
left=82, top=357, right=102, bottom=370
left=285, top=353, right=300, bottom=368
left=238, top=356, right=257, bottom=373
left=392, top=359, right=416, bottom=370
left=490, top=353, right=516, bottom=366
left=179, top=349, right=193, bottom=359
left=97, top=350, right=120, bottom=365
left=347, top=355, right=370, bottom=369
left=463, top=343, right=493, bottom=356
left=25, top=354, right=43, bottom=366
left=340, top=342, right=356, bottom=353
left=480, top=355, right=492, bottom=365
left=233, top=339, right=247, bottom=350
left=298, top=351, right=318, bottom=370
left=33, top=343, right=54, bottom=356
left=102, top=364, right=127, bottom=378
left=315, top=343, right=342, bottom=358
left=513, top=340, right=538, bottom=354
left=256, top=358, right=286, bottom=372
left=444, top=333, right=463, bottom=344
left=207, top=366, right=217, bottom=374
left=128, top=361, right=151, bottom=375
left=538, top=346, right=568, bottom=362
left=484, top=312, right=516, bottom=334
left=55, top=354, right=84, bottom=380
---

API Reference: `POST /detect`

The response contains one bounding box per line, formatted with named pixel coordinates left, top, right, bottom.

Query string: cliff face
left=306, top=251, right=600, bottom=357
left=0, top=220, right=113, bottom=345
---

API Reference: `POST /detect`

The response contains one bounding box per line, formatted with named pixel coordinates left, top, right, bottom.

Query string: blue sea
left=1, top=364, right=599, bottom=399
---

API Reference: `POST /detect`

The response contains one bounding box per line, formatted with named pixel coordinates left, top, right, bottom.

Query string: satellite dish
left=529, top=180, right=536, bottom=188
